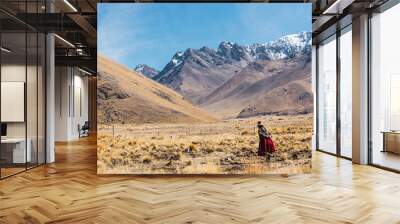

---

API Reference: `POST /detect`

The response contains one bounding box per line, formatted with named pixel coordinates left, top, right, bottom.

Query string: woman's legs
left=258, top=137, right=266, bottom=156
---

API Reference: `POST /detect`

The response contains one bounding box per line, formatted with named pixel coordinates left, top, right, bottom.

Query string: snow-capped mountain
left=215, top=32, right=312, bottom=61
left=217, top=42, right=253, bottom=62
left=155, top=31, right=311, bottom=78
left=134, top=64, right=159, bottom=79
left=246, top=31, right=312, bottom=61
left=150, top=32, right=312, bottom=117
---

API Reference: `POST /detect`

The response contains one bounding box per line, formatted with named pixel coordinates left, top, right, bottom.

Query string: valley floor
left=97, top=114, right=312, bottom=174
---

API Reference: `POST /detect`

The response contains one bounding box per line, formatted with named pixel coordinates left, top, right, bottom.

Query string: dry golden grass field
left=97, top=114, right=312, bottom=174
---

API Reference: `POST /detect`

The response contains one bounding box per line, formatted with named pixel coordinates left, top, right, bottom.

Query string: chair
left=79, top=121, right=90, bottom=138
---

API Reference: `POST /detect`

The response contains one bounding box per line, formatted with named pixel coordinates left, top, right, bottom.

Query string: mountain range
left=133, top=31, right=312, bottom=119
left=98, top=55, right=217, bottom=124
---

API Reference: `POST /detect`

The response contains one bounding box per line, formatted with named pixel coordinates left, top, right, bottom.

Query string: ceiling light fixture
left=323, top=0, right=355, bottom=15
left=76, top=48, right=84, bottom=55
left=63, top=0, right=78, bottom=12
left=1, top=47, right=11, bottom=53
left=78, top=67, right=93, bottom=76
left=54, top=34, right=75, bottom=48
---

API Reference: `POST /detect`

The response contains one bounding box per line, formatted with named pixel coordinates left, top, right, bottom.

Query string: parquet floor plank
left=0, top=136, right=399, bottom=223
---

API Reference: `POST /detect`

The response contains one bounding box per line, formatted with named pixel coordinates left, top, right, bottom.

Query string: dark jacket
left=258, top=125, right=269, bottom=138
left=258, top=125, right=268, bottom=156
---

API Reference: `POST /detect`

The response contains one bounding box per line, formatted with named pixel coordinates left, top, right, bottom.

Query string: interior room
left=0, top=15, right=46, bottom=178
left=0, top=0, right=400, bottom=223
left=370, top=2, right=400, bottom=171
left=0, top=0, right=96, bottom=178
left=54, top=66, right=91, bottom=141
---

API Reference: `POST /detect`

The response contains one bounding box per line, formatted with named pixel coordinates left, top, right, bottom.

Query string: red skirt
left=258, top=136, right=276, bottom=156
left=266, top=137, right=276, bottom=154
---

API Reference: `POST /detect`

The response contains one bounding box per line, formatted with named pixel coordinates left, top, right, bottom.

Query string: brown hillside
left=200, top=56, right=313, bottom=119
left=97, top=55, right=217, bottom=124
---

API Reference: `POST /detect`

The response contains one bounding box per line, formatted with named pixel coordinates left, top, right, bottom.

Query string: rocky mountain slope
left=151, top=32, right=312, bottom=118
left=134, top=64, right=159, bottom=79
left=152, top=49, right=246, bottom=103
left=202, top=56, right=312, bottom=118
left=98, top=55, right=217, bottom=124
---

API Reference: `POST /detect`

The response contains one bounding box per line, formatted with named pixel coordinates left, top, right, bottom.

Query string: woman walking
left=257, top=121, right=275, bottom=158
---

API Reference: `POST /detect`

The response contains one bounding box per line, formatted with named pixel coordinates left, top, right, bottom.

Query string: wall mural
left=97, top=3, right=313, bottom=174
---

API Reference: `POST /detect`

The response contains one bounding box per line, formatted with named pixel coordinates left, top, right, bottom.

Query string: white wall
left=55, top=66, right=70, bottom=141
left=1, top=63, right=47, bottom=164
left=1, top=64, right=27, bottom=139
left=71, top=73, right=89, bottom=138
left=55, top=67, right=89, bottom=141
left=1, top=65, right=38, bottom=138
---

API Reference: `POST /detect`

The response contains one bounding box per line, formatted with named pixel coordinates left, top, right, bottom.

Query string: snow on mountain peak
left=172, top=59, right=182, bottom=66
left=134, top=64, right=159, bottom=78
left=220, top=41, right=235, bottom=49
left=246, top=31, right=311, bottom=60
left=134, top=64, right=146, bottom=72
left=275, top=31, right=311, bottom=47
left=156, top=31, right=311, bottom=81
left=171, top=51, right=184, bottom=66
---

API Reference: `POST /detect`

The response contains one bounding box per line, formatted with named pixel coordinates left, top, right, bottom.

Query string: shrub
left=189, top=144, right=196, bottom=152
left=143, top=157, right=152, bottom=164
left=241, top=131, right=250, bottom=135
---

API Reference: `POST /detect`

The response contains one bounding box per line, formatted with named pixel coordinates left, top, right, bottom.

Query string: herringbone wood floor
left=1, top=136, right=400, bottom=224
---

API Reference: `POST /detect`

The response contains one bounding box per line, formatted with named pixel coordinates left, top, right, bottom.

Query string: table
left=382, top=131, right=400, bottom=154
left=1, top=138, right=31, bottom=163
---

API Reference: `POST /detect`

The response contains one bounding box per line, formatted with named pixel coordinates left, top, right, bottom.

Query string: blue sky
left=98, top=3, right=311, bottom=70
